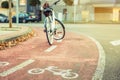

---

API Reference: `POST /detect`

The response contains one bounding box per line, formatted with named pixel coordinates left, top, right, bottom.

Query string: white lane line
left=90, top=36, right=105, bottom=80
left=77, top=33, right=105, bottom=80
left=45, top=45, right=57, bottom=52
left=110, top=40, right=120, bottom=46
left=78, top=33, right=105, bottom=80
left=0, top=59, right=35, bottom=77
left=71, top=31, right=105, bottom=80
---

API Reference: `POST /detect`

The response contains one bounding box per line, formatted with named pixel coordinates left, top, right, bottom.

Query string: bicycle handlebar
left=43, top=0, right=60, bottom=9
left=50, top=0, right=60, bottom=7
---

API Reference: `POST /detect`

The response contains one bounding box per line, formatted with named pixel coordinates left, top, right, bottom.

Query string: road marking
left=81, top=35, right=105, bottom=80
left=28, top=68, right=45, bottom=74
left=28, top=66, right=79, bottom=79
left=71, top=31, right=105, bottom=80
left=90, top=37, right=105, bottom=80
left=110, top=40, right=120, bottom=46
left=0, top=59, right=35, bottom=77
left=0, top=62, right=9, bottom=67
left=56, top=39, right=62, bottom=43
left=45, top=45, right=57, bottom=52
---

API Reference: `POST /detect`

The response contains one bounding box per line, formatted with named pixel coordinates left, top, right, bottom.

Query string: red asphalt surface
left=0, top=27, right=99, bottom=80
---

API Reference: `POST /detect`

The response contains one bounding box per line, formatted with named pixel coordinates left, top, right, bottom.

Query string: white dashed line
left=45, top=45, right=57, bottom=52
left=110, top=40, right=120, bottom=46
left=0, top=59, right=35, bottom=77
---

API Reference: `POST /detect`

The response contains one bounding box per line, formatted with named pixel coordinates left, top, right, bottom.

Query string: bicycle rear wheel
left=44, top=17, right=54, bottom=45
left=54, top=19, right=65, bottom=40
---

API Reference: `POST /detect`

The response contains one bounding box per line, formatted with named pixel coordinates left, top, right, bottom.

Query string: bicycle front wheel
left=54, top=19, right=65, bottom=40
left=44, top=17, right=54, bottom=45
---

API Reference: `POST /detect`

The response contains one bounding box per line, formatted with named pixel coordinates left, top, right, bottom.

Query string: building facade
left=0, top=0, right=120, bottom=22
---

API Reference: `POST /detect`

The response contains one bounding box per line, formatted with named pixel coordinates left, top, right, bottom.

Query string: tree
left=1, top=0, right=14, bottom=28
left=63, top=0, right=73, bottom=6
left=1, top=1, right=14, bottom=8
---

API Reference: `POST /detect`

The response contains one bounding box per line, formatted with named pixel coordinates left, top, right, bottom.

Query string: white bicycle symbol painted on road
left=28, top=66, right=79, bottom=79
left=0, top=62, right=9, bottom=67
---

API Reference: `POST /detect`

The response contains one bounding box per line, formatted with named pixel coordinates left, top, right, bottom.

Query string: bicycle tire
left=44, top=16, right=54, bottom=45
left=54, top=19, right=65, bottom=40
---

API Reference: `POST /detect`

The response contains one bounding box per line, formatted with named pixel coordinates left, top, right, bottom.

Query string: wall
left=94, top=7, right=113, bottom=22
left=113, top=8, right=120, bottom=22
left=91, top=0, right=116, bottom=3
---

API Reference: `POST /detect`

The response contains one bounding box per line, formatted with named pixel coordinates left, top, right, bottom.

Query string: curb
left=0, top=27, right=35, bottom=50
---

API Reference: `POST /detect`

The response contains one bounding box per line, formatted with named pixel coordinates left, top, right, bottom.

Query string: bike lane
left=0, top=27, right=99, bottom=80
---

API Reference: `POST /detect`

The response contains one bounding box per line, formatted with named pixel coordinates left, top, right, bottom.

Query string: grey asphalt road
left=65, top=23, right=120, bottom=80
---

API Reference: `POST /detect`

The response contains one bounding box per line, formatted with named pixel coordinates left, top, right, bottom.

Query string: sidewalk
left=0, top=26, right=34, bottom=50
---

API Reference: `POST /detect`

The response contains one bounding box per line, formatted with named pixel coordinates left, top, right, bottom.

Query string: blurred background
left=0, top=0, right=120, bottom=23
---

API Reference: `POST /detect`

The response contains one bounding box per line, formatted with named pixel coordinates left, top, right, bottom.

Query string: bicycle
left=43, top=0, right=65, bottom=45
left=28, top=66, right=79, bottom=79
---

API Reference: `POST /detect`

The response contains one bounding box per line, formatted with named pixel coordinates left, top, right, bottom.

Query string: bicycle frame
left=43, top=0, right=61, bottom=31
left=44, top=9, right=56, bottom=32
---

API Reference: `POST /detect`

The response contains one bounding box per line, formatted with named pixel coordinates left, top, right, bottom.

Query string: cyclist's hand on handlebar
left=43, top=1, right=50, bottom=9
left=53, top=0, right=60, bottom=5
